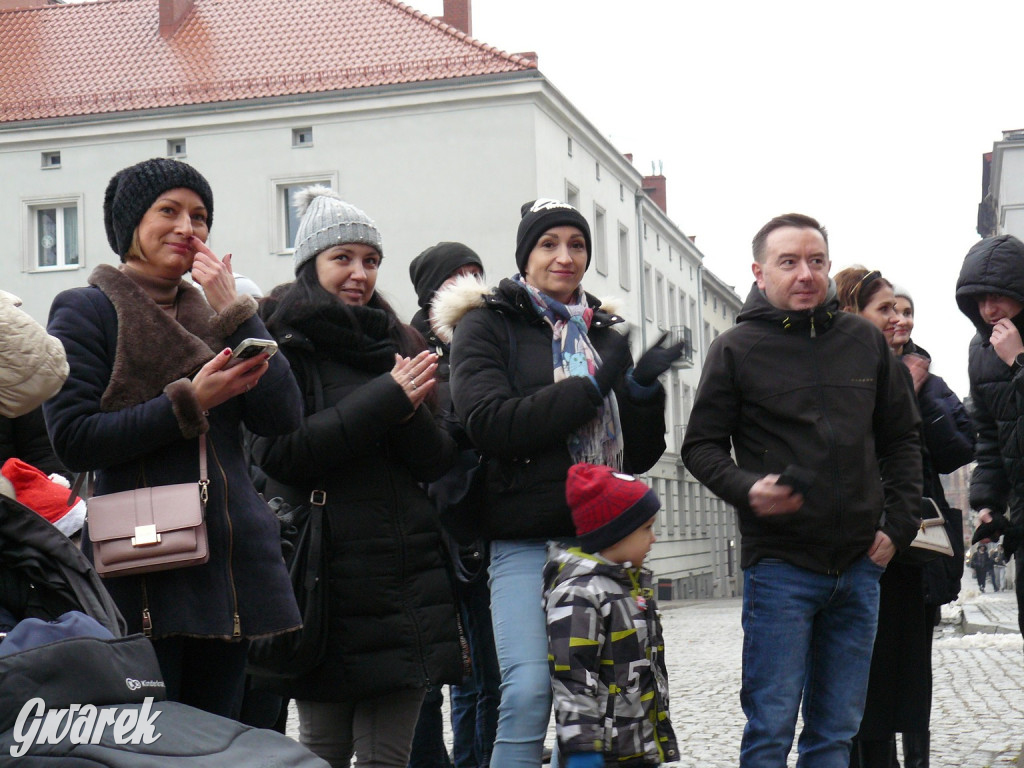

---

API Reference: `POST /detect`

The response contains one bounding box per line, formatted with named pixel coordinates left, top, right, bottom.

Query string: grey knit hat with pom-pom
left=292, top=186, right=382, bottom=274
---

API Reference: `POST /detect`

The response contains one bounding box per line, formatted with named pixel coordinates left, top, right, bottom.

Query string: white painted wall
left=0, top=73, right=743, bottom=599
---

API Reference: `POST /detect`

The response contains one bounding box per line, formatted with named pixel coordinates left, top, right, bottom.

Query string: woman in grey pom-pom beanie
left=253, top=187, right=462, bottom=766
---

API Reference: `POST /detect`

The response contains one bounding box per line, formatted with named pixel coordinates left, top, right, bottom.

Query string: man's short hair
left=752, top=213, right=829, bottom=263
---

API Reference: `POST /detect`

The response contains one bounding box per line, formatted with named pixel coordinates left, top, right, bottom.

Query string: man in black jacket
left=682, top=213, right=921, bottom=768
left=955, top=233, right=1024, bottom=638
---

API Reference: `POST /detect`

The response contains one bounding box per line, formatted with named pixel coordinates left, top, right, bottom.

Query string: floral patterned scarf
left=516, top=275, right=624, bottom=469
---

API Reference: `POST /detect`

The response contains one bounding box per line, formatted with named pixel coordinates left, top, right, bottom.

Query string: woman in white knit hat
left=251, top=187, right=461, bottom=768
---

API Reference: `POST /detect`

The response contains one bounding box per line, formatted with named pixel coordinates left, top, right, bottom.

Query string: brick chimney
left=642, top=174, right=667, bottom=214
left=440, top=0, right=471, bottom=36
left=0, top=0, right=50, bottom=9
left=160, top=0, right=194, bottom=38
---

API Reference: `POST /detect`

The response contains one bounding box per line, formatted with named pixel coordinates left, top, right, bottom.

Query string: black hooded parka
left=955, top=234, right=1024, bottom=528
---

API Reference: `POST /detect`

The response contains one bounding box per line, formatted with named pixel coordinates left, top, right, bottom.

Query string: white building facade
left=0, top=0, right=743, bottom=598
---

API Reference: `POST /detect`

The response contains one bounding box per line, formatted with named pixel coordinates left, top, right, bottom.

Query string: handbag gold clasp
left=199, top=479, right=209, bottom=506
left=132, top=524, right=162, bottom=547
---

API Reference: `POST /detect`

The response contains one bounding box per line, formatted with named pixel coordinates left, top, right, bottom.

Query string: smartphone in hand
left=225, top=338, right=278, bottom=368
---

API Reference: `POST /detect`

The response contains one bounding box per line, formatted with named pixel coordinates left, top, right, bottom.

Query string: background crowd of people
left=1, top=156, right=1022, bottom=768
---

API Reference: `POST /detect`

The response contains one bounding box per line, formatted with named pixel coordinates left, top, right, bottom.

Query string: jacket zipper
left=208, top=437, right=241, bottom=638
left=808, top=324, right=843, bottom=573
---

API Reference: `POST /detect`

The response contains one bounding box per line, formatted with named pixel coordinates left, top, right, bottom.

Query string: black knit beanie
left=103, top=158, right=214, bottom=260
left=408, top=242, right=484, bottom=309
left=514, top=199, right=591, bottom=275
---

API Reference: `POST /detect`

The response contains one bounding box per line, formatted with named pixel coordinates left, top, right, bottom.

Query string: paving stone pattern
left=287, top=575, right=1023, bottom=767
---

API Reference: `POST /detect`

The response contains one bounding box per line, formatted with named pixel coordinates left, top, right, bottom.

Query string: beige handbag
left=906, top=497, right=955, bottom=560
left=81, top=435, right=210, bottom=578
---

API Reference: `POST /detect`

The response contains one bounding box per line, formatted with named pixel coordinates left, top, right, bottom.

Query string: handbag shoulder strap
left=292, top=351, right=324, bottom=415
left=304, top=490, right=327, bottom=591
left=69, top=433, right=208, bottom=505
left=198, top=432, right=207, bottom=481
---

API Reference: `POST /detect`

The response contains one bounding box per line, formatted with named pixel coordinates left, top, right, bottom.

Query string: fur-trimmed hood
left=431, top=274, right=623, bottom=344
left=88, top=264, right=256, bottom=412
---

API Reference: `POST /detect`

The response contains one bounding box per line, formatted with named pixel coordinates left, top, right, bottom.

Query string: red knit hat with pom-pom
left=566, top=463, right=660, bottom=553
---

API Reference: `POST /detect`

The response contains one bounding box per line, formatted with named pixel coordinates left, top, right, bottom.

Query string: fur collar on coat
left=431, top=274, right=622, bottom=344
left=88, top=264, right=256, bottom=413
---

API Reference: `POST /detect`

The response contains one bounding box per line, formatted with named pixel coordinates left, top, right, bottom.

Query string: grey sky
left=421, top=0, right=1024, bottom=398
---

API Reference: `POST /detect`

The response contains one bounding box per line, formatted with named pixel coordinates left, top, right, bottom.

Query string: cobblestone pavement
left=660, top=586, right=1023, bottom=768
left=287, top=574, right=1023, bottom=767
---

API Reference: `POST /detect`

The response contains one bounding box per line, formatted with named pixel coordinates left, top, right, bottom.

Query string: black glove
left=591, top=335, right=632, bottom=397
left=631, top=331, right=687, bottom=386
left=972, top=511, right=1008, bottom=545
left=1002, top=523, right=1024, bottom=557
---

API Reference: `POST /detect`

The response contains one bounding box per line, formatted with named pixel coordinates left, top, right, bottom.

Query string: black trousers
left=151, top=636, right=249, bottom=720
left=855, top=562, right=932, bottom=739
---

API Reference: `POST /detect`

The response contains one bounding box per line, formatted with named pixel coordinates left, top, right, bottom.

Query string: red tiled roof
left=0, top=0, right=536, bottom=123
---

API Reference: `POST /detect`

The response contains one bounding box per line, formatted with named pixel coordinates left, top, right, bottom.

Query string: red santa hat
left=1, top=458, right=85, bottom=538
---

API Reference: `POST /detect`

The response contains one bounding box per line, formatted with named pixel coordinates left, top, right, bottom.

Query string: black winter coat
left=0, top=407, right=69, bottom=480
left=251, top=298, right=461, bottom=701
left=44, top=265, right=303, bottom=639
left=437, top=276, right=667, bottom=541
left=682, top=284, right=922, bottom=573
left=955, top=234, right=1024, bottom=533
left=914, top=367, right=974, bottom=605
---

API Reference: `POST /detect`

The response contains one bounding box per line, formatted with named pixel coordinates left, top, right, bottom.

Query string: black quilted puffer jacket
left=955, top=234, right=1024, bottom=527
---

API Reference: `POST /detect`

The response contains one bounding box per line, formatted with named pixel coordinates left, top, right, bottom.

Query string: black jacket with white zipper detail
left=682, top=283, right=922, bottom=574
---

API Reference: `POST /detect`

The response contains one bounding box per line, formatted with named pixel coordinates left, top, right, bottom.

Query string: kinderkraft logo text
left=10, top=697, right=162, bottom=757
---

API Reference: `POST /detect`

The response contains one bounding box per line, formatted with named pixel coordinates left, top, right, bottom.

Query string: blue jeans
left=488, top=539, right=560, bottom=768
left=451, top=569, right=500, bottom=768
left=739, top=556, right=884, bottom=768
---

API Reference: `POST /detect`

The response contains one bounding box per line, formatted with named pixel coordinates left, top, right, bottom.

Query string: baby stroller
left=0, top=493, right=327, bottom=766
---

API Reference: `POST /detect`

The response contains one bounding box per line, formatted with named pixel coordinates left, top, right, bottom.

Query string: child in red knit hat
left=544, top=463, right=678, bottom=767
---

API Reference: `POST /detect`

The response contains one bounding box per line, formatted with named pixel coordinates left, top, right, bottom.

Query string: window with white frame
left=643, top=263, right=654, bottom=320
left=656, top=272, right=666, bottom=329
left=565, top=181, right=580, bottom=210
left=593, top=205, right=608, bottom=275
left=618, top=224, right=630, bottom=290
left=270, top=173, right=338, bottom=255
left=25, top=196, right=82, bottom=270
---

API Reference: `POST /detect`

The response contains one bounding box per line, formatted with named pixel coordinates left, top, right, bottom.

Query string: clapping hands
left=391, top=350, right=438, bottom=410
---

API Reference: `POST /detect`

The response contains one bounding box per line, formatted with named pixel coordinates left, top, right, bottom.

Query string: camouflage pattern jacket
left=544, top=544, right=678, bottom=766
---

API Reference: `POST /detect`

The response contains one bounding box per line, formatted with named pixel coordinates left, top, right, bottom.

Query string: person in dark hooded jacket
left=682, top=214, right=922, bottom=768
left=955, top=233, right=1024, bottom=639
left=252, top=188, right=460, bottom=768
